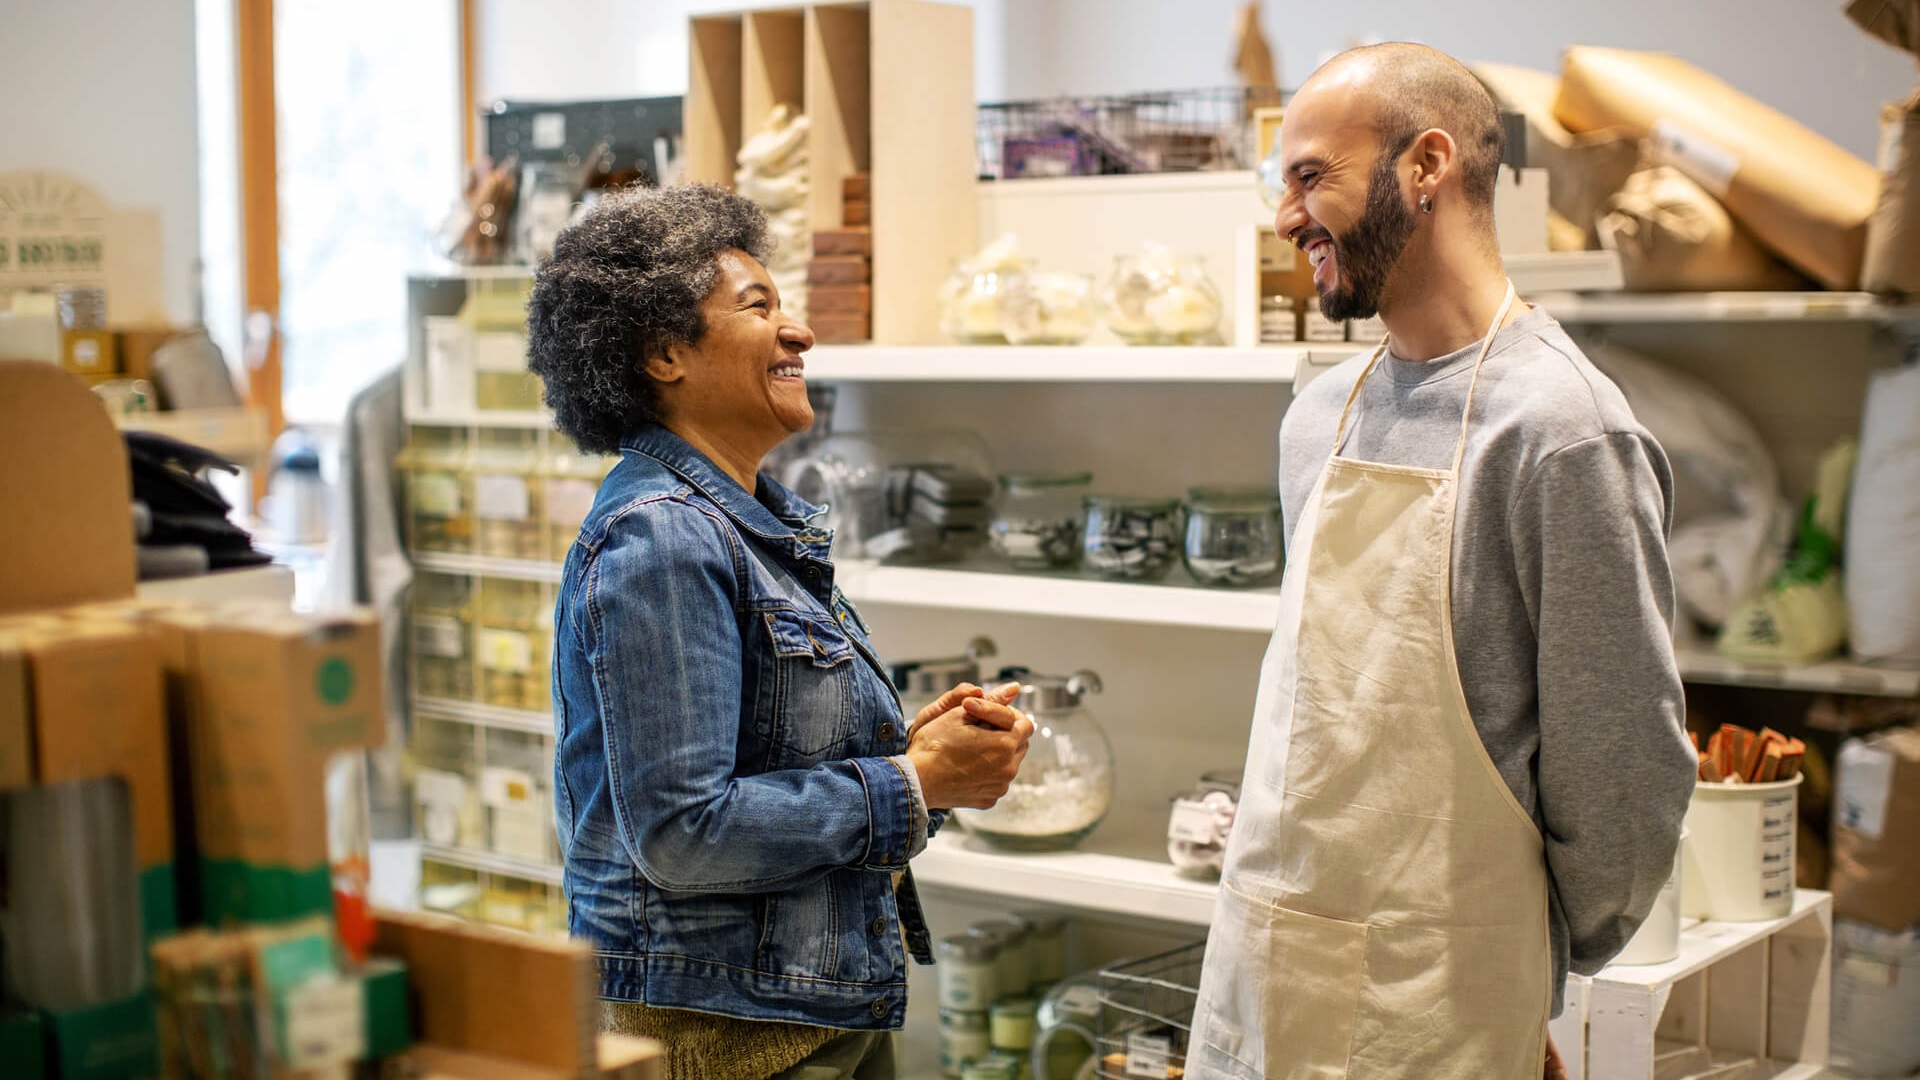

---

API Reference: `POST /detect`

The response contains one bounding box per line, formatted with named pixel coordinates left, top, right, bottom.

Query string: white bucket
left=1681, top=775, right=1801, bottom=922
left=1615, top=827, right=1687, bottom=965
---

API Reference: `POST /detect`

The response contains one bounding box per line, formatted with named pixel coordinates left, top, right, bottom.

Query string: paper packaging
left=1830, top=920, right=1920, bottom=1079
left=1863, top=91, right=1920, bottom=297
left=372, top=909, right=612, bottom=1073
left=1475, top=62, right=1640, bottom=247
left=183, top=609, right=386, bottom=924
left=1597, top=167, right=1809, bottom=292
left=1555, top=46, right=1880, bottom=290
left=1832, top=726, right=1920, bottom=932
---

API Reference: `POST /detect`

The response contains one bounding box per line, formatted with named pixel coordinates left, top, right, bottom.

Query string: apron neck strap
left=1327, top=280, right=1520, bottom=474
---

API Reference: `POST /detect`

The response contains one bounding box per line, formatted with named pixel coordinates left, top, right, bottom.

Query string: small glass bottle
left=937, top=935, right=1002, bottom=1011
left=989, top=472, right=1092, bottom=571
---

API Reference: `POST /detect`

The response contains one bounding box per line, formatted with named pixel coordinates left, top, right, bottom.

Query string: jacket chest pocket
left=756, top=609, right=858, bottom=760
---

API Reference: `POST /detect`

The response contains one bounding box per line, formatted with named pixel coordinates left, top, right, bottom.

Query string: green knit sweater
left=602, top=1002, right=840, bottom=1080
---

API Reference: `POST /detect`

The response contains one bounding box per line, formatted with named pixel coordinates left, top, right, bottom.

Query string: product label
left=1838, top=740, right=1897, bottom=840
left=478, top=628, right=535, bottom=673
left=475, top=474, right=532, bottom=521
left=1650, top=118, right=1740, bottom=198
left=1056, top=983, right=1101, bottom=1020
left=481, top=765, right=536, bottom=808
left=413, top=472, right=463, bottom=518
left=546, top=478, right=599, bottom=525
left=1126, top=1032, right=1173, bottom=1077
left=412, top=615, right=467, bottom=659
left=1169, top=800, right=1223, bottom=844
left=282, top=976, right=366, bottom=1067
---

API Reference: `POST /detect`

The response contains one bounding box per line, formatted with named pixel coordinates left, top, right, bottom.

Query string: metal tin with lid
left=998, top=667, right=1103, bottom=713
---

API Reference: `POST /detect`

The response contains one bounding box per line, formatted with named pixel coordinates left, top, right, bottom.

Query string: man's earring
left=1419, top=192, right=1434, bottom=214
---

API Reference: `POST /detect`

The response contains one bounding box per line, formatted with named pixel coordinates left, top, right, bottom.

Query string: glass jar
left=1103, top=251, right=1223, bottom=345
left=1000, top=271, right=1097, bottom=346
left=413, top=714, right=483, bottom=849
left=397, top=427, right=473, bottom=554
left=1183, top=487, right=1284, bottom=587
left=477, top=577, right=551, bottom=711
left=471, top=429, right=544, bottom=561
left=990, top=472, right=1092, bottom=571
left=410, top=571, right=475, bottom=702
left=1083, top=496, right=1181, bottom=581
left=1025, top=912, right=1067, bottom=988
left=957, top=669, right=1113, bottom=851
left=960, top=1057, right=1021, bottom=1080
left=782, top=431, right=995, bottom=564
left=543, top=444, right=616, bottom=561
left=1150, top=256, right=1224, bottom=345
left=971, top=915, right=1033, bottom=999
left=890, top=637, right=998, bottom=723
left=938, top=935, right=1002, bottom=1011
left=940, top=260, right=1033, bottom=345
left=483, top=729, right=558, bottom=865
left=989, top=998, right=1038, bottom=1055
left=941, top=1008, right=993, bottom=1078
left=1167, top=771, right=1242, bottom=880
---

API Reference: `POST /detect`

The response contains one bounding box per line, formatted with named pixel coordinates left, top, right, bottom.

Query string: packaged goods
left=1846, top=363, right=1920, bottom=663
left=1555, top=46, right=1880, bottom=289
left=1833, top=726, right=1920, bottom=931
left=1474, top=62, right=1640, bottom=245
left=1597, top=167, right=1809, bottom=291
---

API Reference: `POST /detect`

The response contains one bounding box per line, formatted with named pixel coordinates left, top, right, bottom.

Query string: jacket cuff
left=850, top=756, right=924, bottom=871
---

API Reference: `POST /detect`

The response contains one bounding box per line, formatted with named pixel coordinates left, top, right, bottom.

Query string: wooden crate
left=1554, top=890, right=1832, bottom=1080
left=684, top=0, right=977, bottom=345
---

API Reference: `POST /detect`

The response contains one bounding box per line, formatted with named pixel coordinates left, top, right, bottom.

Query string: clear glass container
left=410, top=571, right=475, bottom=702
left=477, top=577, right=551, bottom=711
left=1183, top=487, right=1284, bottom=587
left=782, top=430, right=995, bottom=564
left=957, top=669, right=1112, bottom=851
left=397, top=427, right=473, bottom=554
left=413, top=715, right=483, bottom=849
left=890, top=637, right=998, bottom=723
left=471, top=429, right=545, bottom=561
left=1083, top=495, right=1181, bottom=581
left=940, top=260, right=1033, bottom=344
left=1103, top=252, right=1223, bottom=345
left=1000, top=271, right=1097, bottom=346
left=1167, top=770, right=1242, bottom=880
left=543, top=444, right=616, bottom=561
left=937, top=934, right=1002, bottom=1011
left=989, top=472, right=1092, bottom=571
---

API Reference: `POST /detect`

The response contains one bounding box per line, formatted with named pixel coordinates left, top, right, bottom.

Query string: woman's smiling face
left=654, top=248, right=817, bottom=442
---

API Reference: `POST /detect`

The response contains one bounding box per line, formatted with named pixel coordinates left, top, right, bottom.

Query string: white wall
left=0, top=0, right=201, bottom=323
left=997, top=0, right=1914, bottom=163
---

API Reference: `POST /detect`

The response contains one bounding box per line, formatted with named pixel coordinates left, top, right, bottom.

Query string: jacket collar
left=620, top=424, right=829, bottom=549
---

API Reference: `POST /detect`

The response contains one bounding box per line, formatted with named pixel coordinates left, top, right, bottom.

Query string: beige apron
left=1190, top=285, right=1551, bottom=1080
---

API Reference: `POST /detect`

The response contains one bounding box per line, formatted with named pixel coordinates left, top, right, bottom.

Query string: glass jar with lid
left=410, top=571, right=475, bottom=702
left=1167, top=769, right=1243, bottom=879
left=940, top=1008, right=992, bottom=1078
left=970, top=915, right=1034, bottom=999
left=989, top=998, right=1038, bottom=1056
left=471, top=428, right=544, bottom=561
left=1183, top=487, right=1284, bottom=587
left=1024, top=912, right=1068, bottom=988
left=937, top=934, right=1002, bottom=1011
left=990, top=472, right=1092, bottom=571
left=890, top=637, right=998, bottom=724
left=957, top=669, right=1113, bottom=851
left=1146, top=255, right=1224, bottom=345
left=543, top=443, right=617, bottom=561
left=1000, top=271, right=1097, bottom=346
left=783, top=430, right=996, bottom=564
left=397, top=427, right=473, bottom=554
left=940, top=259, right=1034, bottom=345
left=1083, top=495, right=1181, bottom=581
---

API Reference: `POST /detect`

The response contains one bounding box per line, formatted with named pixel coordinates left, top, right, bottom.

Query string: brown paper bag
left=1864, top=91, right=1920, bottom=296
left=1556, top=46, right=1880, bottom=290
left=1848, top=0, right=1920, bottom=57
left=1475, top=62, right=1641, bottom=246
left=1833, top=726, right=1920, bottom=932
left=1597, top=166, right=1810, bottom=291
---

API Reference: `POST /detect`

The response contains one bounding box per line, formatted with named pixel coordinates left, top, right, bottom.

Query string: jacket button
left=870, top=998, right=890, bottom=1019
left=870, top=916, right=888, bottom=937
left=878, top=722, right=897, bottom=742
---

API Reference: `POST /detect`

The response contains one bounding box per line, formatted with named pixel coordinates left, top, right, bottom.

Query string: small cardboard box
left=183, top=609, right=386, bottom=924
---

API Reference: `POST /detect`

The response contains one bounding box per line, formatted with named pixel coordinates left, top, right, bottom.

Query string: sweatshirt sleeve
left=1512, top=431, right=1698, bottom=974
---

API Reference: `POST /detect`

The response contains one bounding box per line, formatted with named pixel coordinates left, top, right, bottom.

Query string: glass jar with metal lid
left=890, top=637, right=998, bottom=723
left=956, top=669, right=1113, bottom=851
left=940, top=1008, right=993, bottom=1078
left=1184, top=487, right=1283, bottom=587
left=990, top=472, right=1093, bottom=571
left=937, top=934, right=1002, bottom=1011
left=1168, top=768, right=1243, bottom=879
left=970, top=914, right=1034, bottom=998
left=1023, top=911, right=1068, bottom=988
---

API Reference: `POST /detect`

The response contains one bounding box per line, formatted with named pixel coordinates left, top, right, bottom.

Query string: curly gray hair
left=527, top=184, right=774, bottom=454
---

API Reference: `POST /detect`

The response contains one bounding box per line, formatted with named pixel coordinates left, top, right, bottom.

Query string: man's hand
left=1544, top=1031, right=1569, bottom=1080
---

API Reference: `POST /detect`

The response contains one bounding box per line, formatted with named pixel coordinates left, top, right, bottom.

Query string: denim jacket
left=552, top=423, right=938, bottom=1031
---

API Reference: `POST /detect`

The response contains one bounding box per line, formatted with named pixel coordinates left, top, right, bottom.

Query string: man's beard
left=1316, top=155, right=1419, bottom=322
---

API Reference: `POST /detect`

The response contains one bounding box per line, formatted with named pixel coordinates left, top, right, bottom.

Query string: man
left=1189, top=43, right=1696, bottom=1080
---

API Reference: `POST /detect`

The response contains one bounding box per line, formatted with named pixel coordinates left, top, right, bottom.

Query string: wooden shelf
left=1535, top=291, right=1920, bottom=325
left=805, top=344, right=1363, bottom=383
left=1673, top=647, right=1920, bottom=698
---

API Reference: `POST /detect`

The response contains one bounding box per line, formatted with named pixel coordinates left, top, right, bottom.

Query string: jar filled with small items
left=1000, top=271, right=1098, bottom=345
left=1083, top=495, right=1181, bottom=581
left=1183, top=487, right=1284, bottom=587
left=957, top=669, right=1112, bottom=851
left=397, top=427, right=473, bottom=554
left=476, top=577, right=551, bottom=711
left=471, top=428, right=545, bottom=561
left=989, top=472, right=1093, bottom=570
left=940, top=234, right=1032, bottom=345
left=1167, top=770, right=1242, bottom=879
left=1104, top=244, right=1224, bottom=345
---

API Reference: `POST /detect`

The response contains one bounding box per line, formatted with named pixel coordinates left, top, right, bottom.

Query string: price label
left=1056, top=983, right=1101, bottom=1020
left=1126, top=1032, right=1172, bottom=1077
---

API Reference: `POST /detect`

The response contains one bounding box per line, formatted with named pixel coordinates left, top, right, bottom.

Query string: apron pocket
left=1199, top=880, right=1368, bottom=1079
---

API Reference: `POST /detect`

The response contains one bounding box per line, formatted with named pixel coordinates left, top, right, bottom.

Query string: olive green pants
left=770, top=1030, right=896, bottom=1080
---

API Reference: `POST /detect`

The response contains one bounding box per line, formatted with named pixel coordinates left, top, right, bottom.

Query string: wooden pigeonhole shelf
left=683, top=0, right=978, bottom=345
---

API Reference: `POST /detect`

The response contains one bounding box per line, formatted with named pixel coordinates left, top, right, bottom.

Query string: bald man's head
left=1309, top=42, right=1506, bottom=214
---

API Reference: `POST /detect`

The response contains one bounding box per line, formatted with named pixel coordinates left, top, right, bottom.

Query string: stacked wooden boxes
left=809, top=174, right=872, bottom=343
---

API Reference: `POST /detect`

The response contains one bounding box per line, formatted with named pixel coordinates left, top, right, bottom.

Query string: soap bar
left=809, top=257, right=871, bottom=286
left=814, top=228, right=873, bottom=257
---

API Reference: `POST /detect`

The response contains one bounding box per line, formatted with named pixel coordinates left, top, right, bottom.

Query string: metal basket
left=977, top=86, right=1284, bottom=181
left=1095, top=940, right=1208, bottom=1078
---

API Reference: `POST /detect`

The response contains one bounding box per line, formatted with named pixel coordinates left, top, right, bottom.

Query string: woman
left=528, top=184, right=1033, bottom=1080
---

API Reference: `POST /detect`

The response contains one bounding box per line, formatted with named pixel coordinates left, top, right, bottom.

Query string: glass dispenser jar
left=957, top=668, right=1113, bottom=851
left=410, top=571, right=475, bottom=702
left=889, top=637, right=999, bottom=723
left=476, top=577, right=551, bottom=711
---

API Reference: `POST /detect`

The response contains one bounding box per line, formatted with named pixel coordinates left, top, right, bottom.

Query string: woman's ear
left=645, top=341, right=691, bottom=384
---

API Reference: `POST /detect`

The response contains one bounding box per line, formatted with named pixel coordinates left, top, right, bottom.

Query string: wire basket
left=1096, top=940, right=1208, bottom=1079
left=977, top=86, right=1284, bottom=181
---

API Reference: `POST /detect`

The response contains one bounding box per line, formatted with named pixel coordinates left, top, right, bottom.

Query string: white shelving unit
left=912, top=830, right=1217, bottom=927
left=413, top=551, right=562, bottom=585
left=1534, top=291, right=1920, bottom=326
left=419, top=842, right=565, bottom=887
left=414, top=696, right=552, bottom=736
left=805, top=344, right=1363, bottom=384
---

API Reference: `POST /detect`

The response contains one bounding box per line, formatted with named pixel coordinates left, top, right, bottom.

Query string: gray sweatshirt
left=1279, top=306, right=1697, bottom=1015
